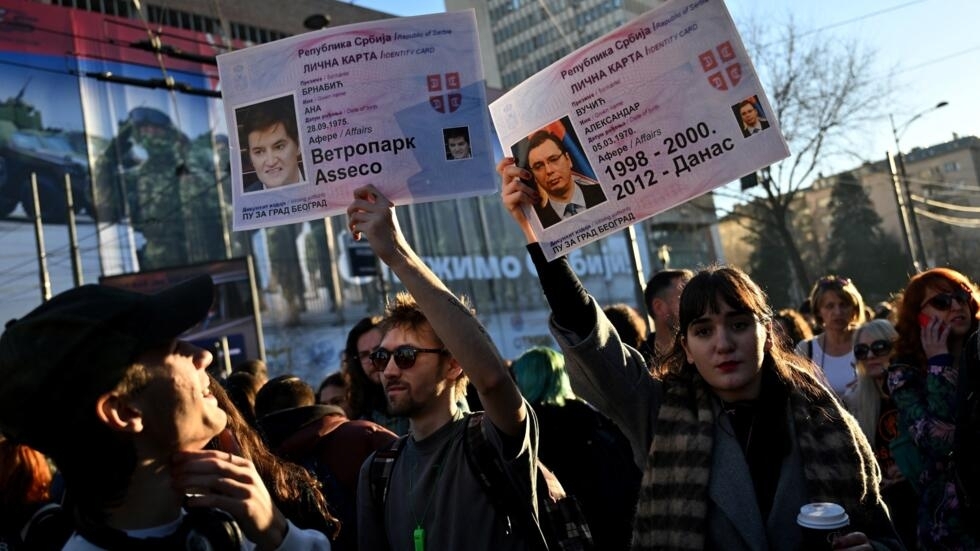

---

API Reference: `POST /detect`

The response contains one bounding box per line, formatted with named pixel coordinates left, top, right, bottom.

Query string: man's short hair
left=603, top=303, right=648, bottom=350
left=254, top=374, right=315, bottom=419
left=381, top=292, right=469, bottom=397
left=643, top=269, right=694, bottom=317
left=527, top=130, right=567, bottom=156
left=234, top=358, right=268, bottom=381
left=317, top=372, right=348, bottom=396
left=739, top=99, right=757, bottom=112
left=241, top=99, right=298, bottom=144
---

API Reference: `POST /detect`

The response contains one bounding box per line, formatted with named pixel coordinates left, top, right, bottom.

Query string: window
left=944, top=161, right=960, bottom=172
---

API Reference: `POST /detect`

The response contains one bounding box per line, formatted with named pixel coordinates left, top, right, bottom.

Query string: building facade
left=448, top=0, right=664, bottom=89
left=719, top=135, right=980, bottom=307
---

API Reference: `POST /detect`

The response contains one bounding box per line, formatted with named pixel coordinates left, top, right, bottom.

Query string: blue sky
left=352, top=0, right=979, bottom=179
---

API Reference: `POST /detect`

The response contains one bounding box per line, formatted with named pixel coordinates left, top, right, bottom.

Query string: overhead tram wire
left=535, top=0, right=578, bottom=52
left=795, top=0, right=927, bottom=39
left=910, top=194, right=980, bottom=214
left=755, top=0, right=927, bottom=49
left=913, top=209, right=980, bottom=229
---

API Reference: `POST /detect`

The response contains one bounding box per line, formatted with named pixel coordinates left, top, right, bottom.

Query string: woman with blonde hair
left=843, top=319, right=916, bottom=548
left=795, top=275, right=866, bottom=396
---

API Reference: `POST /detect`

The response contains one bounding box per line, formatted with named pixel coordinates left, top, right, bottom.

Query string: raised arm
left=499, top=158, right=595, bottom=336
left=498, top=159, right=658, bottom=468
left=346, top=185, right=525, bottom=436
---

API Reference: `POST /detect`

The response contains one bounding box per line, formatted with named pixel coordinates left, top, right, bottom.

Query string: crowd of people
left=0, top=165, right=978, bottom=550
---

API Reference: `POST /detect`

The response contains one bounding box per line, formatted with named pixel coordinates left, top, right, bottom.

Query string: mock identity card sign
left=489, top=0, right=790, bottom=260
left=217, top=11, right=495, bottom=230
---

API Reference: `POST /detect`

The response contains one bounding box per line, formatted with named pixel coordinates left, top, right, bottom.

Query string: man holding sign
left=349, top=185, right=539, bottom=551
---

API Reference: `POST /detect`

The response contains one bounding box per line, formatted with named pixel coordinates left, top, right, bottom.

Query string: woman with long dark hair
left=208, top=375, right=341, bottom=541
left=497, top=159, right=903, bottom=550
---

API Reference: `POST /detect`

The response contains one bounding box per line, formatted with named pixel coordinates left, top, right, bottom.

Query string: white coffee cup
left=797, top=502, right=850, bottom=550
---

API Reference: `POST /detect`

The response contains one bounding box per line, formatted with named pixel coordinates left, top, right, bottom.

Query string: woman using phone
left=888, top=267, right=980, bottom=549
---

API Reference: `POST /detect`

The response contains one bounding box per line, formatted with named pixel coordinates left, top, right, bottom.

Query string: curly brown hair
left=381, top=292, right=469, bottom=397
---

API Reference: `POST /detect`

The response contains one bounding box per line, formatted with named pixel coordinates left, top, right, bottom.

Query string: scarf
left=632, top=367, right=882, bottom=550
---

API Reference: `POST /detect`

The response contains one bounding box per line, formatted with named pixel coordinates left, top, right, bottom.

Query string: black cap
left=0, top=275, right=214, bottom=454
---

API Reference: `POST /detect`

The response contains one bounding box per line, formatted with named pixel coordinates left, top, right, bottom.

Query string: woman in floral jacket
left=888, top=268, right=980, bottom=549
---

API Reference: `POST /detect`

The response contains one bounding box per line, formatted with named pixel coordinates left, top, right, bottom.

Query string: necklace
left=407, top=442, right=450, bottom=551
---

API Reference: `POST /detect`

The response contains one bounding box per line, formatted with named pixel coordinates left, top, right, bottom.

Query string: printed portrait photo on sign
left=443, top=126, right=472, bottom=160
left=235, top=94, right=306, bottom=193
left=733, top=95, right=770, bottom=138
left=510, top=116, right=606, bottom=229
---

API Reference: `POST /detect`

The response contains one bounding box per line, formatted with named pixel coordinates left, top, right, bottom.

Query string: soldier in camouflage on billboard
left=93, top=106, right=224, bottom=270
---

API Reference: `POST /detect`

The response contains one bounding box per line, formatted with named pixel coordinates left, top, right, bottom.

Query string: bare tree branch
left=726, top=14, right=895, bottom=292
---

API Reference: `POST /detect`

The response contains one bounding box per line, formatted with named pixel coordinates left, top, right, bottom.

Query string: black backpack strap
left=463, top=412, right=549, bottom=551
left=20, top=502, right=73, bottom=551
left=75, top=507, right=242, bottom=551
left=368, top=435, right=408, bottom=520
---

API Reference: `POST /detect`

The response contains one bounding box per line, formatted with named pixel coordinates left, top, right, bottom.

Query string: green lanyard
left=408, top=442, right=450, bottom=551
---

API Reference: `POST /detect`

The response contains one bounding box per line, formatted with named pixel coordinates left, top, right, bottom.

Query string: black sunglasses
left=370, top=345, right=446, bottom=370
left=921, top=288, right=971, bottom=311
left=854, top=339, right=893, bottom=361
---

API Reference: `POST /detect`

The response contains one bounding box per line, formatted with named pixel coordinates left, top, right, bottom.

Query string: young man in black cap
left=0, top=276, right=330, bottom=550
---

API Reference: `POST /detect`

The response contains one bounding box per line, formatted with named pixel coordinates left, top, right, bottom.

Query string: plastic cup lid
left=797, top=502, right=850, bottom=529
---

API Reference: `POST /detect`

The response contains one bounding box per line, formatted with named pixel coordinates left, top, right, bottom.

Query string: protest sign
left=489, top=0, right=790, bottom=260
left=217, top=11, right=496, bottom=230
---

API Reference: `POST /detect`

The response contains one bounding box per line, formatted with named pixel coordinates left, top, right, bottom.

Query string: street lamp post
left=889, top=101, right=948, bottom=272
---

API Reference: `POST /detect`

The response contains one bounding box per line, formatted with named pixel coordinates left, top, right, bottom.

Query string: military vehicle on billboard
left=0, top=82, right=93, bottom=223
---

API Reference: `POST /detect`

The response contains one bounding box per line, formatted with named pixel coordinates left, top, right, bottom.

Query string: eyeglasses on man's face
left=369, top=345, right=447, bottom=371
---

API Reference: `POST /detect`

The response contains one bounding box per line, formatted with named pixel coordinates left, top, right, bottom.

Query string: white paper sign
left=217, top=11, right=496, bottom=230
left=489, top=0, right=790, bottom=260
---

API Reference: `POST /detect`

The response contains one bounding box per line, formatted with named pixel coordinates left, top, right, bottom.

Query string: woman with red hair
left=0, top=436, right=58, bottom=548
left=887, top=267, right=980, bottom=549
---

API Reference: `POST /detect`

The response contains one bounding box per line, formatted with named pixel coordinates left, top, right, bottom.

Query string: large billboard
left=0, top=0, right=229, bottom=274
